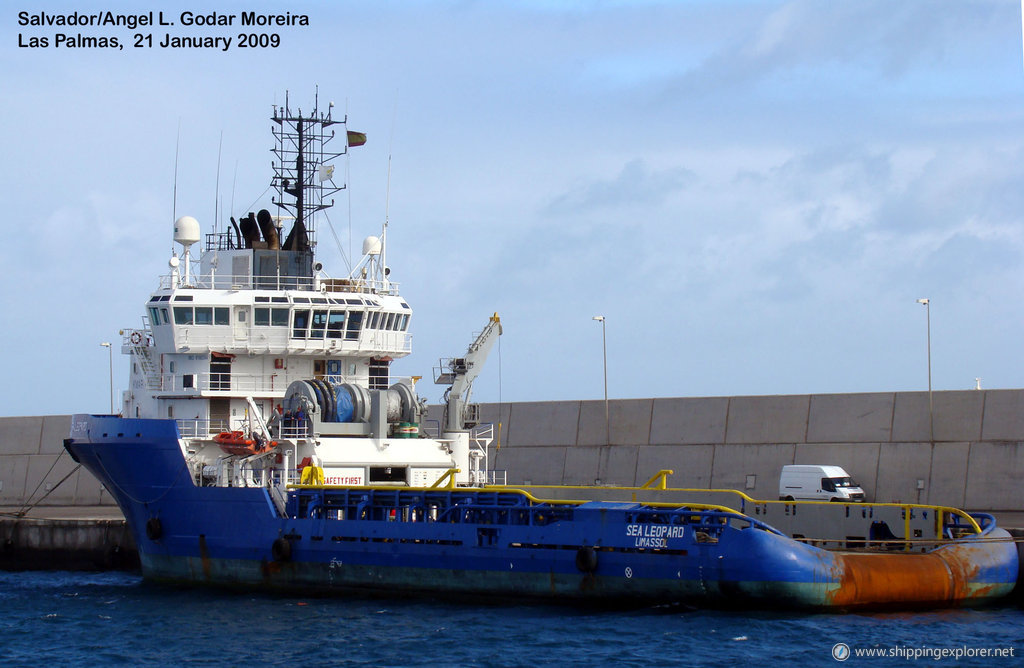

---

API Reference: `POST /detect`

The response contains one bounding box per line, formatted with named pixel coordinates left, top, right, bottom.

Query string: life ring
left=575, top=546, right=598, bottom=574
left=130, top=331, right=142, bottom=345
left=272, top=537, right=292, bottom=562
left=145, top=517, right=163, bottom=541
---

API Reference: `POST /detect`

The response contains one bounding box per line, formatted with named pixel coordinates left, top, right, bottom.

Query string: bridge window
left=327, top=311, right=347, bottom=338
left=292, top=309, right=310, bottom=338
left=399, top=314, right=409, bottom=331
left=215, top=307, right=229, bottom=325
left=149, top=307, right=160, bottom=325
left=194, top=307, right=213, bottom=325
left=173, top=307, right=193, bottom=325
left=272, top=308, right=289, bottom=326
left=255, top=308, right=270, bottom=326
left=346, top=311, right=363, bottom=340
left=310, top=310, right=328, bottom=339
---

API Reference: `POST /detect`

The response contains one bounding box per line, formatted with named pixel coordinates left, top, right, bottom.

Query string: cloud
left=545, top=158, right=696, bottom=214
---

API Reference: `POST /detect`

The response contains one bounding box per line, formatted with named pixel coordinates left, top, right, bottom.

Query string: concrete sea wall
left=434, top=388, right=1024, bottom=512
left=0, top=415, right=111, bottom=508
left=2, top=388, right=1023, bottom=512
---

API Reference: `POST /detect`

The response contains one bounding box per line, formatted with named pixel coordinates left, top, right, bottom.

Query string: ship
left=64, top=93, right=1018, bottom=609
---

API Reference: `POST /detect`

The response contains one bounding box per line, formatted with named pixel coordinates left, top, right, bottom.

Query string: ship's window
left=292, top=309, right=310, bottom=338
left=346, top=298, right=362, bottom=305
left=168, top=405, right=173, bottom=418
left=173, top=307, right=194, bottom=325
left=312, top=297, right=328, bottom=304
left=254, top=308, right=270, bottom=326
left=384, top=313, right=395, bottom=330
left=272, top=297, right=288, bottom=303
left=194, top=307, right=213, bottom=325
left=346, top=311, right=363, bottom=340
left=294, top=297, right=310, bottom=303
left=310, top=310, right=328, bottom=339
left=327, top=311, right=346, bottom=338
left=272, top=308, right=289, bottom=326
left=161, top=308, right=170, bottom=324
left=400, top=302, right=410, bottom=310
left=214, top=307, right=229, bottom=325
left=148, top=297, right=160, bottom=304
left=367, top=312, right=379, bottom=329
left=169, top=361, right=176, bottom=373
left=255, top=296, right=270, bottom=303
left=172, top=295, right=194, bottom=302
left=149, top=307, right=160, bottom=325
left=159, top=295, right=171, bottom=301
left=399, top=314, right=410, bottom=331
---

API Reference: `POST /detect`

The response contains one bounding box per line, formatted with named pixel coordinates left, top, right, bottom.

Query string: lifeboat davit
left=213, top=431, right=276, bottom=456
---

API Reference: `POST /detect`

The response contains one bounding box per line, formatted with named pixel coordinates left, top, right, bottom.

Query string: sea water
left=1, top=571, right=1021, bottom=667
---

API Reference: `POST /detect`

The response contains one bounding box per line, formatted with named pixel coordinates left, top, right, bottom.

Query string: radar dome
left=362, top=235, right=382, bottom=256
left=174, top=216, right=201, bottom=246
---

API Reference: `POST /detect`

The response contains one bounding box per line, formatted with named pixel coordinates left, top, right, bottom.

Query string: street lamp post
left=916, top=298, right=933, bottom=444
left=592, top=316, right=609, bottom=445
left=100, top=342, right=113, bottom=414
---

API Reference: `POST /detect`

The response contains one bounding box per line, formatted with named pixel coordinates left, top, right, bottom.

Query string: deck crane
left=434, top=313, right=502, bottom=432
left=434, top=313, right=502, bottom=485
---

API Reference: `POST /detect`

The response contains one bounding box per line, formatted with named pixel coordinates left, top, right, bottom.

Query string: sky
left=2, top=0, right=1024, bottom=416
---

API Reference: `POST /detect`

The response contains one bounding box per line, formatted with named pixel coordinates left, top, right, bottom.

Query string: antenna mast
left=270, top=91, right=349, bottom=255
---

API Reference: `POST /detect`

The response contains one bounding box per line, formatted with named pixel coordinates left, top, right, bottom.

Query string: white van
left=778, top=465, right=865, bottom=502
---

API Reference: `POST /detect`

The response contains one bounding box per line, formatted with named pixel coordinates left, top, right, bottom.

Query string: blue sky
left=3, top=1, right=1023, bottom=416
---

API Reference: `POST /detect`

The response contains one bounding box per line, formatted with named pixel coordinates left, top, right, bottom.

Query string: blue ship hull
left=65, top=415, right=1018, bottom=609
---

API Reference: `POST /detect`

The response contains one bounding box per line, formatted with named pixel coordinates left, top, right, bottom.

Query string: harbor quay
left=2, top=388, right=1024, bottom=590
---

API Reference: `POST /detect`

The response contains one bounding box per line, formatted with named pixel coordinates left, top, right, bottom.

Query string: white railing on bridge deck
left=159, top=271, right=401, bottom=296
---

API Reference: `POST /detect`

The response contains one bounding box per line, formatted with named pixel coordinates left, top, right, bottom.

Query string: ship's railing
left=169, top=326, right=412, bottom=357
left=509, top=474, right=986, bottom=551
left=177, top=418, right=232, bottom=437
left=279, top=422, right=311, bottom=439
left=156, top=371, right=299, bottom=394
left=154, top=370, right=414, bottom=395
left=283, top=485, right=773, bottom=536
left=158, top=271, right=401, bottom=296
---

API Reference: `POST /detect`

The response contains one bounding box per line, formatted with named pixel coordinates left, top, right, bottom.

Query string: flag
left=318, top=164, right=334, bottom=181
left=347, top=130, right=367, bottom=147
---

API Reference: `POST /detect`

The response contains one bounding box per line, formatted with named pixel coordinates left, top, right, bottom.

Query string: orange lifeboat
left=213, top=431, right=277, bottom=456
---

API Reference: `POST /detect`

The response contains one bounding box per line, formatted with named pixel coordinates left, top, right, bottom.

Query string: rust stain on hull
left=827, top=552, right=954, bottom=607
left=825, top=538, right=1003, bottom=608
left=198, top=534, right=212, bottom=580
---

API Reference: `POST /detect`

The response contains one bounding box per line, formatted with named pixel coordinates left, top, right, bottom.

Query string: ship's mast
left=270, top=90, right=350, bottom=257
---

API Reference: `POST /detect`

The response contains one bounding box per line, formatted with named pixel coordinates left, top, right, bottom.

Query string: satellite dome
left=362, top=235, right=382, bottom=256
left=174, top=216, right=201, bottom=246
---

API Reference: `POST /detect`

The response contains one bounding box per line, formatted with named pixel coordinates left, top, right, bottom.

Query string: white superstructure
left=118, top=93, right=498, bottom=492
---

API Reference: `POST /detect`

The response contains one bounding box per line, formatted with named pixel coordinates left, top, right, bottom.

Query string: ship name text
left=626, top=523, right=684, bottom=548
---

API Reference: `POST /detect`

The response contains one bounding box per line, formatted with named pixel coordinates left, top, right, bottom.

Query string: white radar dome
left=174, top=216, right=201, bottom=246
left=362, top=235, right=382, bottom=256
